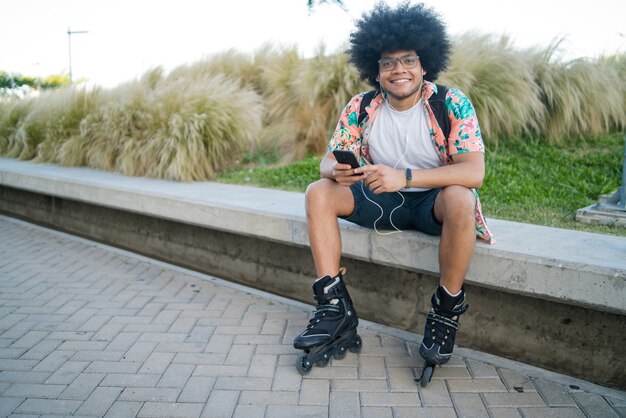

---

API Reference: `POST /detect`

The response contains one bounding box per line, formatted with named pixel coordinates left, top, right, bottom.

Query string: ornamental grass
left=0, top=36, right=624, bottom=179
left=438, top=33, right=546, bottom=143
left=0, top=86, right=101, bottom=161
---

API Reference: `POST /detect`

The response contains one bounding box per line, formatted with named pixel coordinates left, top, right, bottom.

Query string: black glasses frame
left=377, top=55, right=420, bottom=71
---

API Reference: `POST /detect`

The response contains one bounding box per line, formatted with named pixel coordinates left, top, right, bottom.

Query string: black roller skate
left=293, top=268, right=362, bottom=375
left=416, top=285, right=468, bottom=387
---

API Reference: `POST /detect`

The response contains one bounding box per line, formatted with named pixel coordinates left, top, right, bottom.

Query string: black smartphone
left=332, top=150, right=360, bottom=169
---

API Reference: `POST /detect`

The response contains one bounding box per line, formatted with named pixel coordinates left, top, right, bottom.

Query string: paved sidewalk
left=0, top=215, right=624, bottom=418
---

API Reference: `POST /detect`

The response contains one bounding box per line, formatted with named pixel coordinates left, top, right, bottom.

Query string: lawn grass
left=215, top=132, right=626, bottom=236
left=480, top=133, right=625, bottom=235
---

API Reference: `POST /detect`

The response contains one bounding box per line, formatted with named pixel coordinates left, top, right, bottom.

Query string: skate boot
left=293, top=268, right=362, bottom=374
left=417, top=285, right=468, bottom=387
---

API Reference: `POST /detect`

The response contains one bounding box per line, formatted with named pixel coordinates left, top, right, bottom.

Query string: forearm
left=407, top=153, right=485, bottom=189
left=407, top=166, right=482, bottom=189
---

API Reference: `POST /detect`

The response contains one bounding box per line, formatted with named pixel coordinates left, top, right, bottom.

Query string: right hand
left=332, top=162, right=365, bottom=187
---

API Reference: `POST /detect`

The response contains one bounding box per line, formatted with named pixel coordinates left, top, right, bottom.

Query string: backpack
left=357, top=84, right=451, bottom=140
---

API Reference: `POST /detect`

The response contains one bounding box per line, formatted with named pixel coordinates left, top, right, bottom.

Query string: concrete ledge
left=2, top=157, right=626, bottom=388
left=1, top=157, right=624, bottom=315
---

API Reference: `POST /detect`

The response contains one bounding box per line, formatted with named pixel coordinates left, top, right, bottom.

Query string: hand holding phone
left=332, top=150, right=360, bottom=169
left=331, top=150, right=364, bottom=186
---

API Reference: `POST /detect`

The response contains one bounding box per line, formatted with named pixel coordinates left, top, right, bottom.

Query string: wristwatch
left=405, top=168, right=412, bottom=188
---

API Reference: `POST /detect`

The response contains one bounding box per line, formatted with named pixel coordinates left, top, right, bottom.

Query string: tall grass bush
left=438, top=33, right=546, bottom=143
left=79, top=70, right=164, bottom=172
left=262, top=45, right=368, bottom=161
left=0, top=66, right=263, bottom=181
left=255, top=46, right=304, bottom=160
left=80, top=69, right=263, bottom=180
left=0, top=86, right=101, bottom=161
left=1, top=36, right=623, bottom=177
left=0, top=97, right=33, bottom=156
left=165, top=45, right=303, bottom=163
left=526, top=46, right=626, bottom=142
left=166, top=45, right=297, bottom=95
left=166, top=50, right=256, bottom=89
left=145, top=72, right=263, bottom=181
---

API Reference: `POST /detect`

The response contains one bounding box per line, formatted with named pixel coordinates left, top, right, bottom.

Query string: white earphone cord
left=361, top=88, right=420, bottom=236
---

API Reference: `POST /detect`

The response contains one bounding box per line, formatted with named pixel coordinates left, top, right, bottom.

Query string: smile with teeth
left=391, top=78, right=412, bottom=84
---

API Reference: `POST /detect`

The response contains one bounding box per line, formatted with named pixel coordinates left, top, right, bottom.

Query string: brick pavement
left=0, top=215, right=624, bottom=418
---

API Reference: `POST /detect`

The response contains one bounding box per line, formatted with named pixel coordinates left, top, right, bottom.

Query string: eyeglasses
left=377, top=55, right=420, bottom=72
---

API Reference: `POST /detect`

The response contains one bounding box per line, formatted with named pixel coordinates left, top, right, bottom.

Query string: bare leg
left=433, top=185, right=477, bottom=294
left=305, top=179, right=356, bottom=277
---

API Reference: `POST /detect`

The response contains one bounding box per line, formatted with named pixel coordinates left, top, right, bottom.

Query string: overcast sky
left=1, top=0, right=624, bottom=87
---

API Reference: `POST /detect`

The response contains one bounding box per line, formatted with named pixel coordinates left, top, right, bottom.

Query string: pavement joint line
left=2, top=213, right=624, bottom=402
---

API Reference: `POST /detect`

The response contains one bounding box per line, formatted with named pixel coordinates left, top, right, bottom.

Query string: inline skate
left=293, top=268, right=362, bottom=374
left=416, top=285, right=468, bottom=387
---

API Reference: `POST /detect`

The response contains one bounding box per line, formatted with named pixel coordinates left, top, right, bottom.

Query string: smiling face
left=376, top=49, right=426, bottom=111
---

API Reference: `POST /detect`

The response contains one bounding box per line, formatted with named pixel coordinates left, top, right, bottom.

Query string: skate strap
left=313, top=283, right=346, bottom=304
left=308, top=304, right=340, bottom=327
left=433, top=303, right=469, bottom=318
left=314, top=304, right=340, bottom=314
left=427, top=311, right=460, bottom=330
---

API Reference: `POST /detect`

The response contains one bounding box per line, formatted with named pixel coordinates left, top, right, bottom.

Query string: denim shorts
left=342, top=182, right=443, bottom=235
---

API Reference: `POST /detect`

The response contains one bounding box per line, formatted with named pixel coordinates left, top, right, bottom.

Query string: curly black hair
left=349, top=2, right=451, bottom=86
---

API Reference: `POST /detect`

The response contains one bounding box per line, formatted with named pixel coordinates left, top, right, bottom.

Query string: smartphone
left=332, top=150, right=360, bottom=169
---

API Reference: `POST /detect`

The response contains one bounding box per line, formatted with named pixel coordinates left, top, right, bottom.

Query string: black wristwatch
left=405, top=168, right=412, bottom=188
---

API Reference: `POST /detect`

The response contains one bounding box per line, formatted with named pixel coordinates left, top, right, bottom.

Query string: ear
left=375, top=74, right=380, bottom=82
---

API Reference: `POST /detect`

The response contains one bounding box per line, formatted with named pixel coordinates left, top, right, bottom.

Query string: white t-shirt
left=369, top=99, right=443, bottom=192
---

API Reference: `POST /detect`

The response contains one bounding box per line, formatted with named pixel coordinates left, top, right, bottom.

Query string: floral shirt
left=328, top=81, right=495, bottom=244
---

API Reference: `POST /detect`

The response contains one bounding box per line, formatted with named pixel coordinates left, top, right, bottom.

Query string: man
left=293, top=2, right=494, bottom=381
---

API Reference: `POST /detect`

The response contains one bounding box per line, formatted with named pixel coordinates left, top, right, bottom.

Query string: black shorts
left=342, top=182, right=443, bottom=236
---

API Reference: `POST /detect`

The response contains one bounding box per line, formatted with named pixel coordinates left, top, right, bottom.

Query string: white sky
left=1, top=0, right=624, bottom=88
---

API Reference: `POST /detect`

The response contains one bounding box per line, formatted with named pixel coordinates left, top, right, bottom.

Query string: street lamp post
left=67, top=27, right=88, bottom=84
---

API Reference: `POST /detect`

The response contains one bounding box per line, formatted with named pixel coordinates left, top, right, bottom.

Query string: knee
left=439, top=186, right=476, bottom=223
left=305, top=179, right=336, bottom=213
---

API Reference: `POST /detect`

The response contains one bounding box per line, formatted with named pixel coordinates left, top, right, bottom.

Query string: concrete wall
left=2, top=185, right=624, bottom=389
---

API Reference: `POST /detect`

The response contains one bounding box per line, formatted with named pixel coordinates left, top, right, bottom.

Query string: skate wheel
left=348, top=335, right=362, bottom=353
left=419, top=365, right=434, bottom=388
left=296, top=353, right=312, bottom=375
left=316, top=355, right=330, bottom=367
left=333, top=347, right=347, bottom=360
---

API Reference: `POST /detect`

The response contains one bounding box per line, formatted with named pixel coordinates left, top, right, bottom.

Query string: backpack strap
left=357, top=89, right=379, bottom=126
left=428, top=84, right=450, bottom=140
left=358, top=85, right=451, bottom=140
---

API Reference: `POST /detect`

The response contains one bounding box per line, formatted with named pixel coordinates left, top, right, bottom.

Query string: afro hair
left=349, top=2, right=451, bottom=86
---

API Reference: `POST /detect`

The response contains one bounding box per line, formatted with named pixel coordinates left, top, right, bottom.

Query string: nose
left=391, top=60, right=406, bottom=72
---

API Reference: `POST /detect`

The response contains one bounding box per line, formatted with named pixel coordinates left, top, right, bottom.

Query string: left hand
left=355, top=164, right=406, bottom=194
